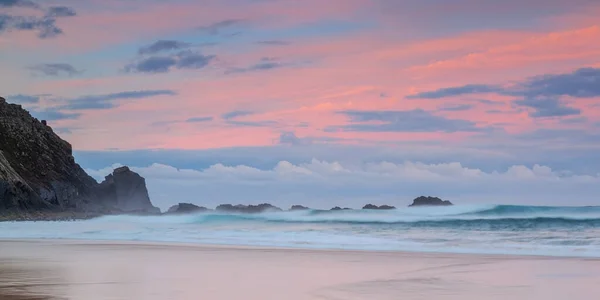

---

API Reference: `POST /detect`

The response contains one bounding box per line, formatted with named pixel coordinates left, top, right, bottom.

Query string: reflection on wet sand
left=0, top=263, right=57, bottom=300
left=1, top=240, right=600, bottom=300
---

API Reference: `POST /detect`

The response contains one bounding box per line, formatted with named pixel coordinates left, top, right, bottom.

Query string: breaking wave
left=2, top=204, right=600, bottom=257
left=94, top=204, right=600, bottom=226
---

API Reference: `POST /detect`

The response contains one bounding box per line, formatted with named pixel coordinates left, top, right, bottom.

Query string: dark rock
left=362, top=204, right=396, bottom=210
left=409, top=196, right=453, bottom=207
left=330, top=206, right=352, bottom=211
left=0, top=97, right=160, bottom=218
left=1, top=97, right=97, bottom=211
left=94, top=166, right=160, bottom=214
left=216, top=203, right=282, bottom=213
left=166, top=203, right=208, bottom=214
left=289, top=205, right=310, bottom=211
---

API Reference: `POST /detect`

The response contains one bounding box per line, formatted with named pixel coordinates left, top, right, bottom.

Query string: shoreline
left=2, top=238, right=598, bottom=261
left=2, top=239, right=599, bottom=300
left=0, top=211, right=164, bottom=222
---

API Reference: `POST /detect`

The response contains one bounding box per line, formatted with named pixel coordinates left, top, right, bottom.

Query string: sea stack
left=95, top=166, right=160, bottom=214
left=0, top=96, right=159, bottom=217
left=408, top=196, right=453, bottom=207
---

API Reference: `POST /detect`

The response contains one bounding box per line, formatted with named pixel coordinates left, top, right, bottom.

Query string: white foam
left=1, top=209, right=600, bottom=258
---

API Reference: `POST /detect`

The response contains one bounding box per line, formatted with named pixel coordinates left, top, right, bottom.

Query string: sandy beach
left=0, top=240, right=598, bottom=299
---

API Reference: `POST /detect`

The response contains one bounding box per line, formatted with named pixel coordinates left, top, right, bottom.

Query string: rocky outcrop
left=409, top=196, right=453, bottom=207
left=362, top=204, right=395, bottom=210
left=330, top=206, right=351, bottom=211
left=95, top=166, right=160, bottom=214
left=0, top=97, right=98, bottom=211
left=0, top=97, right=159, bottom=217
left=216, top=203, right=282, bottom=213
left=289, top=205, right=310, bottom=211
left=166, top=203, right=208, bottom=214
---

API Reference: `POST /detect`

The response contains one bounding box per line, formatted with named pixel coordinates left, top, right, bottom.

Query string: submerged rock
left=330, top=206, right=352, bottom=211
left=216, top=203, right=282, bottom=213
left=409, top=196, right=453, bottom=207
left=362, top=204, right=396, bottom=210
left=166, top=203, right=208, bottom=214
left=0, top=96, right=160, bottom=217
left=289, top=205, right=310, bottom=211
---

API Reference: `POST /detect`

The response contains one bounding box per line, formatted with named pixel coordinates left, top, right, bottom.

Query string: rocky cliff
left=0, top=96, right=159, bottom=216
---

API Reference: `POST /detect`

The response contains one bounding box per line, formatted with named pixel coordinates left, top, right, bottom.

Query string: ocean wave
left=93, top=204, right=600, bottom=225
left=3, top=204, right=600, bottom=258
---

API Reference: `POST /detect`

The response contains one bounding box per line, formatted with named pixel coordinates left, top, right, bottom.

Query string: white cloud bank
left=85, top=159, right=600, bottom=210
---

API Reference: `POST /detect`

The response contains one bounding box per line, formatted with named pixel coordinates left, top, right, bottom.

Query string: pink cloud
left=11, top=2, right=599, bottom=151
left=4, top=0, right=369, bottom=53
left=407, top=26, right=600, bottom=81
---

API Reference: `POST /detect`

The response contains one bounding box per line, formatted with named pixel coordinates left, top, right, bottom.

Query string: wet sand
left=1, top=240, right=599, bottom=300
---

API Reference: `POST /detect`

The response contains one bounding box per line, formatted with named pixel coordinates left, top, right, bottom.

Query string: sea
left=1, top=204, right=600, bottom=258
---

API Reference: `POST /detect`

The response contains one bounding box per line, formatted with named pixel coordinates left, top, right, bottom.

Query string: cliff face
left=0, top=97, right=159, bottom=215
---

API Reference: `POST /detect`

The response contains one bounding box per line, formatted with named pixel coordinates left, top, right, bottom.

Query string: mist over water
left=2, top=205, right=600, bottom=257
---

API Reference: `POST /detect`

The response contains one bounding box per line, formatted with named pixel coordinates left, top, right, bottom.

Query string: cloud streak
left=0, top=2, right=76, bottom=38
left=125, top=51, right=216, bottom=73
left=330, top=109, right=484, bottom=133
left=28, top=63, right=81, bottom=76
left=64, top=90, right=177, bottom=110
left=407, top=85, right=501, bottom=99
left=256, top=40, right=291, bottom=46
left=0, top=14, right=63, bottom=38
left=226, top=57, right=284, bottom=74
left=0, top=0, right=39, bottom=8
left=408, top=68, right=600, bottom=100
left=221, top=110, right=255, bottom=120
left=197, top=19, right=241, bottom=35
left=138, top=40, right=192, bottom=55
left=513, top=98, right=580, bottom=118
left=6, top=94, right=40, bottom=104
left=186, top=116, right=214, bottom=123
left=45, top=6, right=76, bottom=18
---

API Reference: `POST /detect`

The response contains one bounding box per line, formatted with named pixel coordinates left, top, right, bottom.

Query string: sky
left=2, top=0, right=600, bottom=209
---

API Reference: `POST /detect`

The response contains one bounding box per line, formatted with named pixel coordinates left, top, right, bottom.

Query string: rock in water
left=0, top=97, right=160, bottom=216
left=362, top=204, right=396, bottom=210
left=289, top=205, right=310, bottom=211
left=166, top=203, right=208, bottom=214
left=216, top=203, right=282, bottom=213
left=330, top=206, right=352, bottom=211
left=408, top=196, right=453, bottom=207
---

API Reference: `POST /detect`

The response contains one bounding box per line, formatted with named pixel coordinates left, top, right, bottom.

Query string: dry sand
left=1, top=240, right=599, bottom=300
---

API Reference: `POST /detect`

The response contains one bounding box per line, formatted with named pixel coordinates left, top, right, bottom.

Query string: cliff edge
left=0, top=96, right=159, bottom=216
